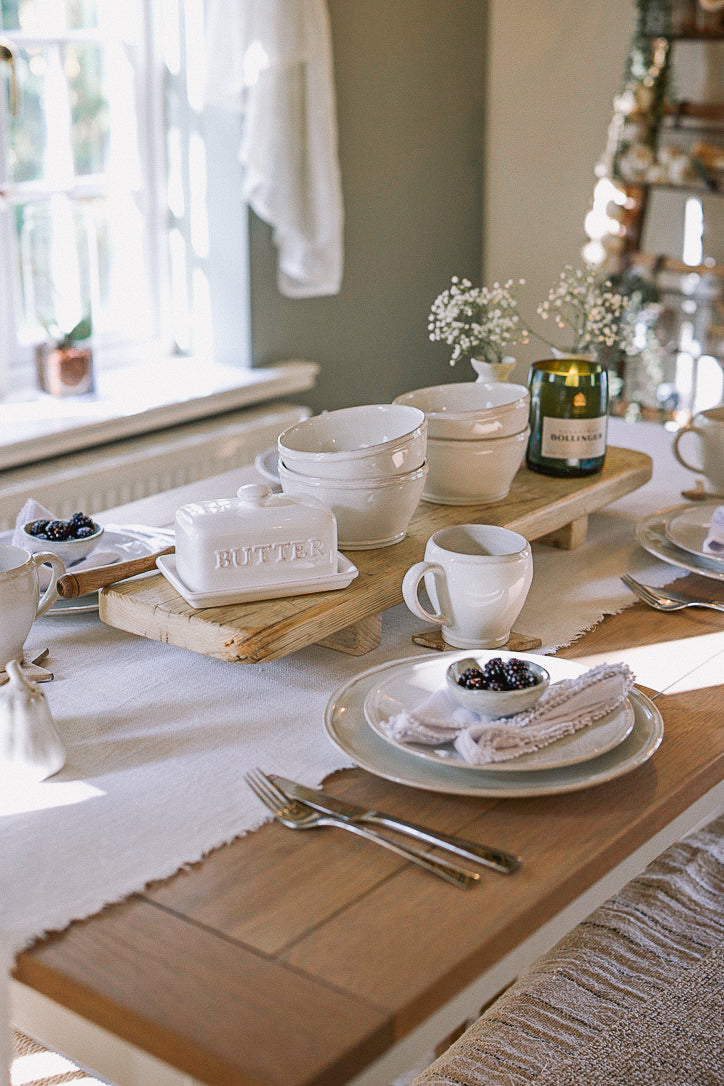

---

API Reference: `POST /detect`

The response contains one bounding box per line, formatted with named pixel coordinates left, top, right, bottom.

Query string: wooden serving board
left=99, top=446, right=651, bottom=664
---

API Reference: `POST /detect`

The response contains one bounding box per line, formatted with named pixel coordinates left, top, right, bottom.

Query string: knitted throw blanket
left=414, top=817, right=724, bottom=1085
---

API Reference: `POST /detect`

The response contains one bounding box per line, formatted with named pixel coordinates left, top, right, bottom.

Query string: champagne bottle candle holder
left=526, top=358, right=608, bottom=477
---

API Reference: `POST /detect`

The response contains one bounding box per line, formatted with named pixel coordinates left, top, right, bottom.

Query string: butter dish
left=174, top=483, right=338, bottom=594
left=156, top=551, right=358, bottom=607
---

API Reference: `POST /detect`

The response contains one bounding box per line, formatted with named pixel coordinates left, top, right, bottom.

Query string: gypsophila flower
left=428, top=276, right=526, bottom=367
left=533, top=264, right=632, bottom=355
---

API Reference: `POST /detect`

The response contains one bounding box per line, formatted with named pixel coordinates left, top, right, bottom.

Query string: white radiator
left=0, top=402, right=309, bottom=530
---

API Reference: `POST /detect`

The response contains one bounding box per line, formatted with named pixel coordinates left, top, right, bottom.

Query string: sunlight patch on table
left=572, top=632, right=724, bottom=694
left=1, top=780, right=105, bottom=817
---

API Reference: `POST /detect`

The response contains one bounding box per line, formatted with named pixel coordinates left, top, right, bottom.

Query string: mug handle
left=401, top=561, right=448, bottom=625
left=673, top=425, right=704, bottom=474
left=31, top=552, right=67, bottom=617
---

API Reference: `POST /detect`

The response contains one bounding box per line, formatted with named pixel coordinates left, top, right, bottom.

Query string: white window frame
left=0, top=0, right=252, bottom=402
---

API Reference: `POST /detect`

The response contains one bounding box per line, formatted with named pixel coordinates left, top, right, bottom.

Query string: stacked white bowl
left=277, top=404, right=428, bottom=548
left=393, top=382, right=530, bottom=504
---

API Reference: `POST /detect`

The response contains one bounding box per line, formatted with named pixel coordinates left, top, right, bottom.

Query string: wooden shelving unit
left=594, top=1, right=723, bottom=420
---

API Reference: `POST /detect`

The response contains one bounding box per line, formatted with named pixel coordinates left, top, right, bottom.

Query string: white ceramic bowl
left=278, top=459, right=428, bottom=548
left=423, top=428, right=529, bottom=505
left=22, top=517, right=104, bottom=562
left=394, top=382, right=530, bottom=440
left=445, top=656, right=550, bottom=716
left=277, top=404, right=427, bottom=480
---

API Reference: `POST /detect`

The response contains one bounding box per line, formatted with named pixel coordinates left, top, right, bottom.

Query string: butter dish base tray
left=156, top=551, right=359, bottom=608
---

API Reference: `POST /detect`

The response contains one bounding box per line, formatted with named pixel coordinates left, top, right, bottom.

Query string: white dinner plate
left=1, top=524, right=176, bottom=614
left=156, top=551, right=358, bottom=607
left=363, top=651, right=635, bottom=773
left=325, top=652, right=663, bottom=797
left=664, top=503, right=724, bottom=565
left=635, top=509, right=724, bottom=582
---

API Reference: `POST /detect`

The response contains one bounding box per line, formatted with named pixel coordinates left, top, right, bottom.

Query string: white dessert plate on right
left=635, top=510, right=724, bottom=582
left=664, top=502, right=724, bottom=564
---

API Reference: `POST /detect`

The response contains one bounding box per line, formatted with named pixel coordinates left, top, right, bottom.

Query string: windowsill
left=0, top=358, right=319, bottom=471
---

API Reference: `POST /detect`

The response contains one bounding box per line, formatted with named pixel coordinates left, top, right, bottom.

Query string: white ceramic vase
left=470, top=357, right=516, bottom=383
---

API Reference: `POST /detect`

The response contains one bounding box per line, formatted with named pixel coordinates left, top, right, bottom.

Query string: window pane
left=67, top=0, right=97, bottom=30
left=68, top=43, right=108, bottom=175
left=0, top=0, right=22, bottom=31
left=8, top=46, right=46, bottom=182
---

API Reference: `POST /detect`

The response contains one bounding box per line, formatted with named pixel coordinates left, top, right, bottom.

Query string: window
left=0, top=0, right=250, bottom=398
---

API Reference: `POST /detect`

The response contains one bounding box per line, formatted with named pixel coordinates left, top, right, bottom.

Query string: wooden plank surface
left=14, top=581, right=723, bottom=1086
left=99, top=446, right=652, bottom=663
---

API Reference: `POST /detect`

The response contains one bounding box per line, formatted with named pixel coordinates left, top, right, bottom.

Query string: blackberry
left=25, top=520, right=49, bottom=536
left=25, top=511, right=98, bottom=542
left=456, top=657, right=539, bottom=692
left=69, top=512, right=96, bottom=530
left=45, top=520, right=72, bottom=540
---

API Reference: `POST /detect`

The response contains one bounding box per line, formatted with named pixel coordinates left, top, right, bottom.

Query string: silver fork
left=245, top=769, right=479, bottom=889
left=621, top=574, right=724, bottom=613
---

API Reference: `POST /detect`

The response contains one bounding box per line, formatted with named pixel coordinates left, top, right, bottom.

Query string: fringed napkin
left=703, top=505, right=724, bottom=556
left=381, top=662, right=636, bottom=765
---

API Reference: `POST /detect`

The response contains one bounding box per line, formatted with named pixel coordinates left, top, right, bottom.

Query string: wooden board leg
left=538, top=514, right=589, bottom=550
left=316, top=613, right=382, bottom=655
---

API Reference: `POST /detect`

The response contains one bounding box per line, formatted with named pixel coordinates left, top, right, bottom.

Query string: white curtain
left=205, top=0, right=344, bottom=298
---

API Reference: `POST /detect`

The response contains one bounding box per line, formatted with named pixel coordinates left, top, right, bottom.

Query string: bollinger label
left=541, top=416, right=607, bottom=460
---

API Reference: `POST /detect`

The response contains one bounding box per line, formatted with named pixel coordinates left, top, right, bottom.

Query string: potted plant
left=36, top=315, right=95, bottom=397
left=428, top=276, right=526, bottom=382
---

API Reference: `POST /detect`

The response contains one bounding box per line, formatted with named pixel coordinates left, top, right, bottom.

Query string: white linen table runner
left=0, top=418, right=701, bottom=1083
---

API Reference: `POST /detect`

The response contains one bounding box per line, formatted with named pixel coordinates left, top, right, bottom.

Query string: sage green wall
left=248, top=0, right=487, bottom=413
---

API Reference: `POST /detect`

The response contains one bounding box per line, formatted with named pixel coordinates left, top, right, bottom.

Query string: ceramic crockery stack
left=393, top=382, right=530, bottom=504
left=277, top=404, right=428, bottom=548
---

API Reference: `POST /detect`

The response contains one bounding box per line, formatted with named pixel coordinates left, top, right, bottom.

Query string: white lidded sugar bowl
left=174, top=484, right=338, bottom=594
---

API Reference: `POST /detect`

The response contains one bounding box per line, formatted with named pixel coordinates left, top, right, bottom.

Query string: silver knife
left=272, top=775, right=521, bottom=873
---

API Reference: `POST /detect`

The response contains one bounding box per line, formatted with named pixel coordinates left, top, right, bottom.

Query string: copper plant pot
left=36, top=344, right=95, bottom=397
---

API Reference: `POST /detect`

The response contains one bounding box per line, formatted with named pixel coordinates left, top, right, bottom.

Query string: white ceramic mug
left=0, top=545, right=66, bottom=666
left=402, top=524, right=533, bottom=649
left=673, top=405, right=724, bottom=491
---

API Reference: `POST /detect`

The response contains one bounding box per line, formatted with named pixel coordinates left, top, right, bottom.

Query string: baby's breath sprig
left=428, top=276, right=526, bottom=367
left=532, top=264, right=632, bottom=355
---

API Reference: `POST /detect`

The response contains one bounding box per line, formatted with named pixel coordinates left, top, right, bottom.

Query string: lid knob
left=236, top=483, right=272, bottom=505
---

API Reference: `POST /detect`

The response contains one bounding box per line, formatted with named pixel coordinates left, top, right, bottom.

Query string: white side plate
left=363, top=652, right=635, bottom=773
left=0, top=524, right=175, bottom=615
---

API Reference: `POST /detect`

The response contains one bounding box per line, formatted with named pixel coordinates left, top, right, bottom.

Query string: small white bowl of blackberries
left=23, top=512, right=104, bottom=563
left=446, top=655, right=550, bottom=718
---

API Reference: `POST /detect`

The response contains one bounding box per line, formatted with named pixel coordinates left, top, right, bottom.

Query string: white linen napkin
left=11, top=499, right=120, bottom=589
left=381, top=662, right=636, bottom=765
left=703, top=505, right=724, bottom=555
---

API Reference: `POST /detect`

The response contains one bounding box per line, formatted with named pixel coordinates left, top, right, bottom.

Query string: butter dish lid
left=176, top=484, right=333, bottom=532
left=174, top=484, right=338, bottom=594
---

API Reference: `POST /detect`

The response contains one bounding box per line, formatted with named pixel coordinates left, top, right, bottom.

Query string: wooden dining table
left=8, top=432, right=724, bottom=1086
